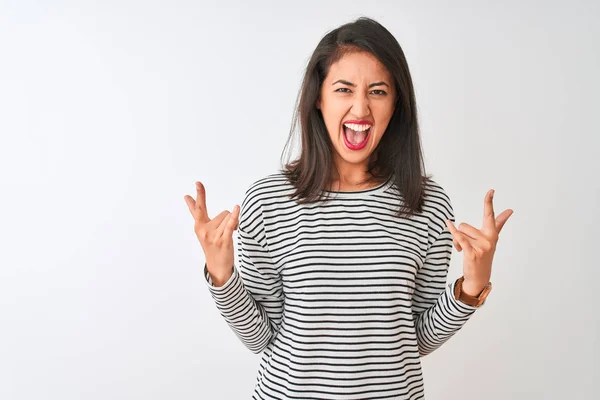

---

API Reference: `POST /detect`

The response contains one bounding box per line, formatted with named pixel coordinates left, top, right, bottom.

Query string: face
left=316, top=50, right=396, bottom=176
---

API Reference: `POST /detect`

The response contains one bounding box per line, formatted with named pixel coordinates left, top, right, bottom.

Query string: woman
left=184, top=16, right=513, bottom=400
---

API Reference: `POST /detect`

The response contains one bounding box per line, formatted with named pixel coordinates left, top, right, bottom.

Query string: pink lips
left=343, top=119, right=373, bottom=126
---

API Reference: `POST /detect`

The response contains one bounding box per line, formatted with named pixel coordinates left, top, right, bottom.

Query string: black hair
left=280, top=16, right=434, bottom=218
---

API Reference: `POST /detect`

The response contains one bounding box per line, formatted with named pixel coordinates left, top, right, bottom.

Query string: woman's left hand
left=445, top=189, right=514, bottom=296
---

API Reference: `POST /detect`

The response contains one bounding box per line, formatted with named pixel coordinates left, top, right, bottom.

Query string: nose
left=351, top=94, right=371, bottom=117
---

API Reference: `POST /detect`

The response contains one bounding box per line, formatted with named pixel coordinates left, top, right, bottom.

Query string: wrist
left=461, top=280, right=487, bottom=297
left=206, top=264, right=234, bottom=287
left=454, top=276, right=493, bottom=308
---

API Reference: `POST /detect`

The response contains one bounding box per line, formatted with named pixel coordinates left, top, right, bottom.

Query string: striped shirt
left=203, top=172, right=481, bottom=399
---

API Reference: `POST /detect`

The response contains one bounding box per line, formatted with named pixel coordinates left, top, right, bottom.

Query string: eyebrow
left=332, top=79, right=390, bottom=88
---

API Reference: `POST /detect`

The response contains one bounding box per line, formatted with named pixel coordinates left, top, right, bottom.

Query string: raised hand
left=184, top=181, right=240, bottom=286
left=445, top=189, right=514, bottom=296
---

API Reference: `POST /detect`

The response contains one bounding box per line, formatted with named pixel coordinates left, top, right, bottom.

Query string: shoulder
left=242, top=172, right=292, bottom=207
left=422, top=178, right=453, bottom=212
left=239, top=172, right=291, bottom=232
left=421, top=178, right=455, bottom=234
left=244, top=172, right=290, bottom=198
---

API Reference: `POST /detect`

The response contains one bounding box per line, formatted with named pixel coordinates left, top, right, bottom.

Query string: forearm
left=414, top=279, right=478, bottom=356
left=204, top=263, right=279, bottom=354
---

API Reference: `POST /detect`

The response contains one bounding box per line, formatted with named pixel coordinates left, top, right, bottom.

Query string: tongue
left=344, top=127, right=367, bottom=145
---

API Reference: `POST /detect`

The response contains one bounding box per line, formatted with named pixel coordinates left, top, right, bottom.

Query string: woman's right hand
left=184, top=181, right=240, bottom=286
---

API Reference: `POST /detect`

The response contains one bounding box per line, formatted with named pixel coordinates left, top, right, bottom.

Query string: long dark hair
left=280, top=16, right=434, bottom=218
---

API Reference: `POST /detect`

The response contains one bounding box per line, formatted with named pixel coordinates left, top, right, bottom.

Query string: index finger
left=483, top=189, right=496, bottom=232
left=195, top=181, right=210, bottom=223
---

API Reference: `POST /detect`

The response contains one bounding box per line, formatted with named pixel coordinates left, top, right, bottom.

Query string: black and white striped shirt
left=204, top=172, right=481, bottom=399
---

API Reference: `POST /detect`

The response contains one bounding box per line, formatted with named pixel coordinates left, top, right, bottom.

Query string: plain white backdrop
left=1, top=1, right=598, bottom=399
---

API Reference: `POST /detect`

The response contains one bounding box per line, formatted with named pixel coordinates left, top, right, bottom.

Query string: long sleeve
left=203, top=193, right=284, bottom=354
left=411, top=186, right=482, bottom=357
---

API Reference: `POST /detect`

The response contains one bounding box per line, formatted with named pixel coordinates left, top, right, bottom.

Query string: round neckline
left=324, top=174, right=394, bottom=197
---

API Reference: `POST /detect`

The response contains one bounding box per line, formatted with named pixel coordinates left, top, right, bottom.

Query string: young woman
left=185, top=16, right=513, bottom=400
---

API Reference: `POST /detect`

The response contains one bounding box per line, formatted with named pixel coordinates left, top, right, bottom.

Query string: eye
left=334, top=88, right=387, bottom=95
left=371, top=90, right=387, bottom=96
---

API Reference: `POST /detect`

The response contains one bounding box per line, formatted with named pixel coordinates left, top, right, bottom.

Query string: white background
left=1, top=1, right=598, bottom=399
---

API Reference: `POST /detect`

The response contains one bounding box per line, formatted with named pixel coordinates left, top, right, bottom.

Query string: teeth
left=343, top=123, right=371, bottom=132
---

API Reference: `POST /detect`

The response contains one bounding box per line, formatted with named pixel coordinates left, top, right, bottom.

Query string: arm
left=203, top=196, right=284, bottom=354
left=411, top=186, right=481, bottom=357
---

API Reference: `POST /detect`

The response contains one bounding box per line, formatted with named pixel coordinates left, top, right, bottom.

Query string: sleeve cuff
left=447, top=279, right=481, bottom=314
left=204, top=263, right=237, bottom=291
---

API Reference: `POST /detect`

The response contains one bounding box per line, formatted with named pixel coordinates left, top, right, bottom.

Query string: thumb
left=453, top=238, right=462, bottom=252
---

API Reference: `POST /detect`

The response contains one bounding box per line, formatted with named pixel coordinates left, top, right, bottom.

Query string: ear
left=315, top=97, right=321, bottom=109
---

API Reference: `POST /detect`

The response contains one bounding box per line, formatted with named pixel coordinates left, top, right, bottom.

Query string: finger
left=453, top=238, right=462, bottom=252
left=483, top=189, right=496, bottom=233
left=457, top=222, right=483, bottom=241
left=214, top=210, right=232, bottom=239
left=184, top=195, right=198, bottom=219
left=195, top=182, right=210, bottom=223
left=446, top=219, right=474, bottom=253
left=211, top=210, right=230, bottom=229
left=496, top=209, right=514, bottom=234
left=221, top=205, right=240, bottom=239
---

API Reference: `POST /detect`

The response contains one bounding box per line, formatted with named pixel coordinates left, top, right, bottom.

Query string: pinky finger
left=184, top=195, right=198, bottom=219
left=446, top=219, right=472, bottom=253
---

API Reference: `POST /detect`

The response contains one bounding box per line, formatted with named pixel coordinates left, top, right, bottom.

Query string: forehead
left=326, top=51, right=391, bottom=82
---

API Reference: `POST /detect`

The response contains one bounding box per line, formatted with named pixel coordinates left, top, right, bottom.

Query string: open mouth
left=342, top=124, right=371, bottom=150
